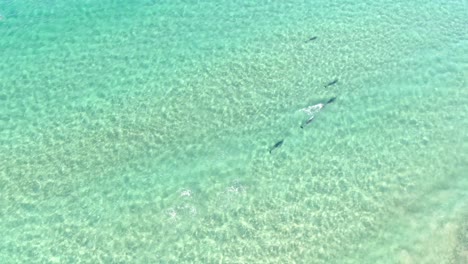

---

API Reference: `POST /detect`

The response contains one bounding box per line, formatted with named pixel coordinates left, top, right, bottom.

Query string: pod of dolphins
left=269, top=35, right=338, bottom=154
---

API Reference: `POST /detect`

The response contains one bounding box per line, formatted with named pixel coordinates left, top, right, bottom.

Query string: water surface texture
left=1, top=0, right=467, bottom=263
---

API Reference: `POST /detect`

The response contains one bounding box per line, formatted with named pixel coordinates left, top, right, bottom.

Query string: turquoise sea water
left=1, top=0, right=467, bottom=263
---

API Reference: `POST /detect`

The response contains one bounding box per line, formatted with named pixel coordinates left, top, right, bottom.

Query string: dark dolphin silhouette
left=326, top=97, right=337, bottom=104
left=269, top=139, right=284, bottom=153
left=305, top=36, right=317, bottom=43
left=325, top=79, right=338, bottom=87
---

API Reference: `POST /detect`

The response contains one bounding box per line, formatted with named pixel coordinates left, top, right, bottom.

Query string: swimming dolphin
left=269, top=139, right=284, bottom=153
left=300, top=97, right=336, bottom=128
left=326, top=97, right=336, bottom=104
left=300, top=115, right=317, bottom=128
left=325, top=79, right=338, bottom=87
left=305, top=36, right=317, bottom=43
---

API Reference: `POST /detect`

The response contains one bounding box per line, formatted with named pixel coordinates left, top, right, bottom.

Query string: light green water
left=1, top=0, right=467, bottom=263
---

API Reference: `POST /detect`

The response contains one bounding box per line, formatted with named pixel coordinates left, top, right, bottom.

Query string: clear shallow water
left=1, top=0, right=467, bottom=263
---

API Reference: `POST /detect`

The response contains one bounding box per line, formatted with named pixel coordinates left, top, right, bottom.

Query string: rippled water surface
left=1, top=0, right=467, bottom=263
